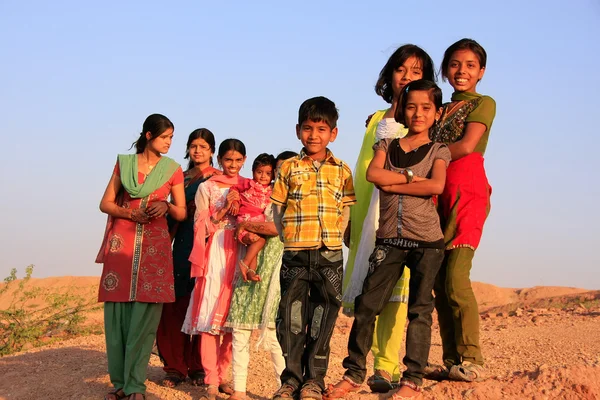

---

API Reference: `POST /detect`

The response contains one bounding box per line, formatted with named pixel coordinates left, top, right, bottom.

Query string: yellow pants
left=371, top=299, right=408, bottom=381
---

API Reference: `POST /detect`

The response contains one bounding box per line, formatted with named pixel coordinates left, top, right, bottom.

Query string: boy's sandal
left=390, top=380, right=423, bottom=400
left=423, top=363, right=450, bottom=381
left=104, top=389, right=126, bottom=400
left=323, top=376, right=361, bottom=399
left=367, top=369, right=395, bottom=393
left=448, top=361, right=485, bottom=382
left=300, top=381, right=323, bottom=400
left=219, top=381, right=235, bottom=395
left=128, top=394, right=146, bottom=400
left=161, top=372, right=184, bottom=388
left=273, top=383, right=297, bottom=399
left=189, top=370, right=206, bottom=386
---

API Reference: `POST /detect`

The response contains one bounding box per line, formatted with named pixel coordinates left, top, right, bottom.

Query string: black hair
left=394, top=80, right=443, bottom=125
left=252, top=153, right=276, bottom=173
left=275, top=150, right=298, bottom=163
left=217, top=138, right=246, bottom=159
left=375, top=44, right=436, bottom=104
left=441, top=38, right=487, bottom=81
left=297, top=96, right=338, bottom=129
left=184, top=128, right=216, bottom=170
left=131, top=114, right=174, bottom=154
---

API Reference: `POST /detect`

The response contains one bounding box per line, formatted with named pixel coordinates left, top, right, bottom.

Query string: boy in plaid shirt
left=270, top=96, right=356, bottom=400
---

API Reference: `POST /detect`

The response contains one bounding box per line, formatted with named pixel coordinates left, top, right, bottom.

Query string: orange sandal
left=323, top=377, right=361, bottom=399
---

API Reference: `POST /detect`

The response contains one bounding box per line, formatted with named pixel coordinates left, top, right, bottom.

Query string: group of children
left=98, top=37, right=495, bottom=400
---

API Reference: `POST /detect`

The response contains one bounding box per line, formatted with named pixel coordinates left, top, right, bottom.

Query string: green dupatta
left=118, top=154, right=179, bottom=198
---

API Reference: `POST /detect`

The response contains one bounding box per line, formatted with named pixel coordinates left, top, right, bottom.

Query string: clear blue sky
left=1, top=1, right=599, bottom=289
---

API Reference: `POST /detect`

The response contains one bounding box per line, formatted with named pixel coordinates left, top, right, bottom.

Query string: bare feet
left=246, top=268, right=261, bottom=282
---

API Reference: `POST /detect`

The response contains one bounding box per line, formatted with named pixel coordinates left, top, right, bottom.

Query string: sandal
left=228, top=391, right=247, bottom=400
left=390, top=380, right=422, bottom=400
left=423, top=363, right=450, bottom=381
left=273, top=383, right=297, bottom=399
left=323, top=377, right=360, bottom=399
left=448, top=361, right=485, bottom=382
left=189, top=370, right=206, bottom=386
left=200, top=385, right=219, bottom=400
left=367, top=369, right=394, bottom=393
left=300, top=381, right=323, bottom=400
left=104, top=389, right=126, bottom=400
left=128, top=394, right=146, bottom=400
left=219, top=381, right=235, bottom=395
left=161, top=372, right=184, bottom=388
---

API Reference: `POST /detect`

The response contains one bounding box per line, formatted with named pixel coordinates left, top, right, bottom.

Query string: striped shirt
left=271, top=149, right=356, bottom=250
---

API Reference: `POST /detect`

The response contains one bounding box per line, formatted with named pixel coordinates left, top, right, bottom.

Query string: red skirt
left=438, top=153, right=492, bottom=251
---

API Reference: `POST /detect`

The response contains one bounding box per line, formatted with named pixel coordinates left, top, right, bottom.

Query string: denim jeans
left=343, top=245, right=444, bottom=386
left=276, top=248, right=343, bottom=390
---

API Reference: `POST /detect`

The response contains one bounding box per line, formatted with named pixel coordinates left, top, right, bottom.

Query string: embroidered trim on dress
left=129, top=196, right=149, bottom=301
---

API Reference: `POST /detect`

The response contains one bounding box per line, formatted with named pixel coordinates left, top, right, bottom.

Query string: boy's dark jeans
left=343, top=245, right=444, bottom=386
left=276, top=248, right=343, bottom=390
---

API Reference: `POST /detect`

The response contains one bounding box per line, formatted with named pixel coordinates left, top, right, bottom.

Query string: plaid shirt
left=271, top=149, right=356, bottom=250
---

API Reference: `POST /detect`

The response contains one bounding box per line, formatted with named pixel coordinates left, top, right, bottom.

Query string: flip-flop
left=367, top=370, right=394, bottom=393
left=104, top=389, right=126, bottom=400
left=161, top=372, right=184, bottom=388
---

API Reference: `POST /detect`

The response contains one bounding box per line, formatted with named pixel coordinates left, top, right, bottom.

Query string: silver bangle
left=404, top=168, right=414, bottom=183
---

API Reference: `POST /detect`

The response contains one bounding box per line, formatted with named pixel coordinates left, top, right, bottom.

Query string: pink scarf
left=189, top=173, right=248, bottom=278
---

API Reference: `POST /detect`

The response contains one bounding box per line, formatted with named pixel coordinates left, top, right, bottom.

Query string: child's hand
left=225, top=191, right=240, bottom=208
left=343, top=221, right=351, bottom=247
left=365, top=113, right=375, bottom=127
left=229, top=200, right=240, bottom=216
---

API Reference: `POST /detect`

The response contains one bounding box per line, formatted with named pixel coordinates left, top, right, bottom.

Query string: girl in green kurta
left=224, top=151, right=297, bottom=400
left=341, top=45, right=436, bottom=392
left=426, top=38, right=496, bottom=383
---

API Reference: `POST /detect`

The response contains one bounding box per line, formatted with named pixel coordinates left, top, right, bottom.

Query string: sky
left=1, top=1, right=599, bottom=289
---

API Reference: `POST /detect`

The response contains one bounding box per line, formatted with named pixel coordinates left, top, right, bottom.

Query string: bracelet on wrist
left=403, top=168, right=414, bottom=183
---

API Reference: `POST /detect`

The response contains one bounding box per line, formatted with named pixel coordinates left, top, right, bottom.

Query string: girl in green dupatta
left=97, top=114, right=186, bottom=400
left=426, top=39, right=496, bottom=383
left=156, top=128, right=221, bottom=388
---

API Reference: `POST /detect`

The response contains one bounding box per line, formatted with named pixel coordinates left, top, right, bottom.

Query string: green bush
left=0, top=265, right=101, bottom=356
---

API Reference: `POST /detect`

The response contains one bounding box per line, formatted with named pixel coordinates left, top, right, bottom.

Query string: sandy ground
left=0, top=278, right=599, bottom=399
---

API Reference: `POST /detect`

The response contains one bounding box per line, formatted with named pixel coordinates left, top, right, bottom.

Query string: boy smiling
left=270, top=96, right=356, bottom=400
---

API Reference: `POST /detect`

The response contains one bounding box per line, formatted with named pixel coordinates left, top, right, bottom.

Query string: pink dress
left=231, top=180, right=273, bottom=239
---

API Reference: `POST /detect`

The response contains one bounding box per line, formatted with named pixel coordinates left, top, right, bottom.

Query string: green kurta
left=225, top=233, right=283, bottom=330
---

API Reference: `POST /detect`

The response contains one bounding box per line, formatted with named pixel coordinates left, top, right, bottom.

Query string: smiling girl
left=427, top=38, right=496, bottom=383
left=156, top=128, right=221, bottom=388
left=342, top=45, right=437, bottom=392
left=183, top=139, right=248, bottom=400
left=326, top=80, right=450, bottom=400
